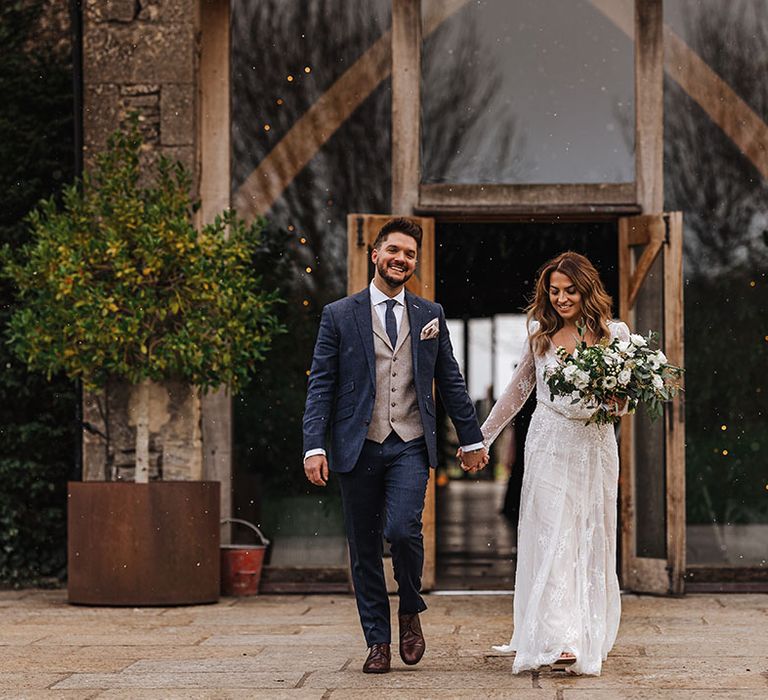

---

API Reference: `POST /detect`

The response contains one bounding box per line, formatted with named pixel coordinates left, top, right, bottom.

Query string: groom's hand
left=459, top=447, right=489, bottom=472
left=304, top=454, right=329, bottom=486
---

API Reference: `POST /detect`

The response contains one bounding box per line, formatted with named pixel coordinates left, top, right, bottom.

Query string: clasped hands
left=456, top=446, right=490, bottom=473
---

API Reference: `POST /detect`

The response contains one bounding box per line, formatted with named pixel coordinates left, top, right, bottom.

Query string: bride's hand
left=605, top=395, right=627, bottom=415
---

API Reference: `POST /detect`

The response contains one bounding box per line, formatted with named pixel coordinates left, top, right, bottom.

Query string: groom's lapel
left=352, top=289, right=376, bottom=388
left=407, top=291, right=427, bottom=379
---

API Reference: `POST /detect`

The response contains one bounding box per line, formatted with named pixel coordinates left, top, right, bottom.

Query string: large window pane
left=421, top=0, right=635, bottom=184
left=230, top=0, right=391, bottom=572
left=664, top=0, right=768, bottom=568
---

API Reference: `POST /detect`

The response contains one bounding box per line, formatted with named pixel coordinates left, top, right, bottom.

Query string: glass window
left=421, top=0, right=635, bottom=184
left=230, top=0, right=392, bottom=573
left=664, top=0, right=768, bottom=568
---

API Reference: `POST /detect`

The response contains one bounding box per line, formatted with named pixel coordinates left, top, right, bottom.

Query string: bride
left=463, top=251, right=629, bottom=676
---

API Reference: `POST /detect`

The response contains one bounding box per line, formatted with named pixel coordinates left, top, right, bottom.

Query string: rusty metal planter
left=67, top=481, right=220, bottom=606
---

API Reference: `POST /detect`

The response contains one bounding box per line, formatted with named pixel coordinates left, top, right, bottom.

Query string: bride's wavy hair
left=527, top=251, right=613, bottom=356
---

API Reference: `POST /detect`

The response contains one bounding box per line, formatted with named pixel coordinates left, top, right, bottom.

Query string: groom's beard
left=376, top=258, right=415, bottom=289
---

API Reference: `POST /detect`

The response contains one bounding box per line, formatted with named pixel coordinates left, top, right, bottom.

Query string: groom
left=303, top=217, right=488, bottom=674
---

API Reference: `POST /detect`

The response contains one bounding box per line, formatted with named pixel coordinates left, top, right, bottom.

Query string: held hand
left=304, top=454, right=329, bottom=487
left=457, top=447, right=489, bottom=473
left=605, top=395, right=628, bottom=415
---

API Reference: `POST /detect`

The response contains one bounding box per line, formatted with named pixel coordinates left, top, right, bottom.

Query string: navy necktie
left=384, top=299, right=399, bottom=349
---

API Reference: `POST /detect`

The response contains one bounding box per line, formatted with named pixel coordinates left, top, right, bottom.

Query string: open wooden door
left=347, top=214, right=436, bottom=590
left=618, top=212, right=686, bottom=595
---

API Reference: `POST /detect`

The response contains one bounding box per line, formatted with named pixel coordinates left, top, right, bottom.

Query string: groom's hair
left=373, top=217, right=422, bottom=250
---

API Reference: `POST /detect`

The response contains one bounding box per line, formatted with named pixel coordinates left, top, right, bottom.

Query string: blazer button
left=391, top=402, right=396, bottom=407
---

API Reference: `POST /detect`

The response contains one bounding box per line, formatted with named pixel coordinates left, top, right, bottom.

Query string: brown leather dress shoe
left=362, top=643, right=391, bottom=673
left=399, top=613, right=426, bottom=665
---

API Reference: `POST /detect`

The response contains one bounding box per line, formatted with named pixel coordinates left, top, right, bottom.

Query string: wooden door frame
left=392, top=0, right=664, bottom=216
left=346, top=214, right=437, bottom=591
left=618, top=212, right=686, bottom=595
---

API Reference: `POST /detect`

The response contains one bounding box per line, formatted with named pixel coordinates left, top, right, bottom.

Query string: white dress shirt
left=304, top=281, right=484, bottom=460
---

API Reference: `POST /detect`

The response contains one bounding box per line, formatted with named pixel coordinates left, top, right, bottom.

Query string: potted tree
left=2, top=119, right=282, bottom=605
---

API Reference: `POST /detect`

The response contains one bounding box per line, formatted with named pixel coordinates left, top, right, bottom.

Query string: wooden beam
left=199, top=0, right=233, bottom=538
left=392, top=0, right=422, bottom=214
left=617, top=217, right=635, bottom=588
left=415, top=204, right=641, bottom=222
left=627, top=218, right=665, bottom=308
left=635, top=0, right=664, bottom=212
left=419, top=183, right=635, bottom=209
left=664, top=211, right=686, bottom=595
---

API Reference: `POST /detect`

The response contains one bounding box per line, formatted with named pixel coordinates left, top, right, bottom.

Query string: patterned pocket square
left=420, top=318, right=440, bottom=340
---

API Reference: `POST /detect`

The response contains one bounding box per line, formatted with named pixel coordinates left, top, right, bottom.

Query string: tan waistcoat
left=366, top=302, right=423, bottom=443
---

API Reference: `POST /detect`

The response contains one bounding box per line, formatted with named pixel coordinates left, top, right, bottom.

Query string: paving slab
left=329, top=692, right=553, bottom=700
left=306, top=669, right=535, bottom=690
left=94, top=691, right=325, bottom=700
left=1, top=590, right=766, bottom=696
left=52, top=671, right=305, bottom=690
left=2, top=692, right=101, bottom=700
left=561, top=691, right=759, bottom=700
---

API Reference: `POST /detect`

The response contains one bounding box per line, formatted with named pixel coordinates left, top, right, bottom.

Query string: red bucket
left=220, top=518, right=270, bottom=596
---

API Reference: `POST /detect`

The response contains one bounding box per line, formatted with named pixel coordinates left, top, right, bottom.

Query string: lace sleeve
left=481, top=333, right=536, bottom=447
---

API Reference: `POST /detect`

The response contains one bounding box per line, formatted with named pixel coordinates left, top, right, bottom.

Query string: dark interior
left=434, top=220, right=619, bottom=590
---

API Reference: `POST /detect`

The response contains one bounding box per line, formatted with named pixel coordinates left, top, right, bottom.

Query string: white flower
left=570, top=390, right=582, bottom=402
left=655, top=350, right=667, bottom=365
left=651, top=374, right=664, bottom=390
left=618, top=369, right=632, bottom=386
left=602, top=375, right=618, bottom=389
left=573, top=369, right=591, bottom=390
left=630, top=333, right=647, bottom=347
left=617, top=340, right=635, bottom=356
left=563, top=364, right=578, bottom=380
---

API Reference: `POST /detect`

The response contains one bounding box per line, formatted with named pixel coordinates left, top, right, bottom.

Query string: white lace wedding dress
left=482, top=319, right=629, bottom=676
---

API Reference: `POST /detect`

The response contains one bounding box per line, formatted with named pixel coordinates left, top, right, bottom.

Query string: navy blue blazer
left=302, top=288, right=483, bottom=472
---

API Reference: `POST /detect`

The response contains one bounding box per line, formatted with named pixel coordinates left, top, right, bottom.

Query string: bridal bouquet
left=545, top=328, right=684, bottom=426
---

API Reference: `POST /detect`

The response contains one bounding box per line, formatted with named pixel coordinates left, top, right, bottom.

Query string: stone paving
left=1, top=589, right=767, bottom=698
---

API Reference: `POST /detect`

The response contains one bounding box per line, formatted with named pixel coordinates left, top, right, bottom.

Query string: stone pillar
left=80, top=0, right=229, bottom=494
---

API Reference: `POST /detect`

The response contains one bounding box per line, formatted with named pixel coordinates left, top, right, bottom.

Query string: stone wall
left=81, top=0, right=203, bottom=481
left=83, top=0, right=196, bottom=174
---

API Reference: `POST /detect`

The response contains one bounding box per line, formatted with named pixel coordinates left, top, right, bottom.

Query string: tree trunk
left=134, top=378, right=151, bottom=483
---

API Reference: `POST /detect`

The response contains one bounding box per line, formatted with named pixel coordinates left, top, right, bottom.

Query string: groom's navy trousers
left=338, top=432, right=429, bottom=646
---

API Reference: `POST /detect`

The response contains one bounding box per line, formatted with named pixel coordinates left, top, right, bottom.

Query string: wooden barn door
left=347, top=214, right=436, bottom=590
left=618, top=212, right=686, bottom=595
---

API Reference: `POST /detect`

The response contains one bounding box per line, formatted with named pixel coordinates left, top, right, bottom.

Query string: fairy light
left=304, top=66, right=311, bottom=73
left=721, top=425, right=727, bottom=431
left=750, top=281, right=756, bottom=287
left=263, top=124, right=271, bottom=132
left=300, top=237, right=307, bottom=244
left=287, top=225, right=295, bottom=232
left=302, top=300, right=309, bottom=307
left=305, top=267, right=312, bottom=274
left=722, top=449, right=729, bottom=456
left=276, top=98, right=284, bottom=105
left=287, top=75, right=294, bottom=82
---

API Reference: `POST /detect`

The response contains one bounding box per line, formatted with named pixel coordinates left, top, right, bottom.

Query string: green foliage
left=0, top=0, right=75, bottom=586
left=3, top=119, right=284, bottom=394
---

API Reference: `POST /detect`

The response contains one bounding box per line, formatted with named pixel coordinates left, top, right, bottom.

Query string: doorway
left=433, top=220, right=619, bottom=590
